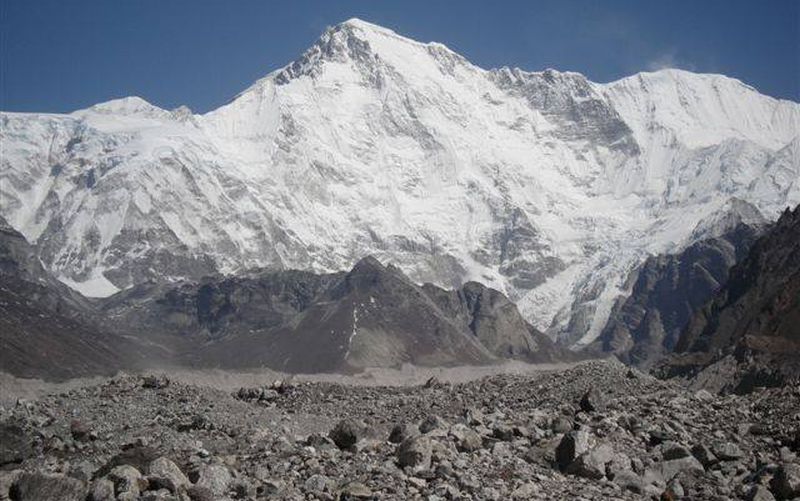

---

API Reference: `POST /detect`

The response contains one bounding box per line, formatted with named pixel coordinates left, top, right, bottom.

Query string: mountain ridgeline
left=0, top=217, right=571, bottom=379
left=100, top=256, right=571, bottom=373
left=0, top=19, right=798, bottom=386
left=2, top=19, right=798, bottom=351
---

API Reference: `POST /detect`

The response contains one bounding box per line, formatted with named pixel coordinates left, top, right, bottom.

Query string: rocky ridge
left=658, top=204, right=800, bottom=393
left=99, top=256, right=570, bottom=374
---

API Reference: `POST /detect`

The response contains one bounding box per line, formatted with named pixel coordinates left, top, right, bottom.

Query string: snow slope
left=1, top=19, right=798, bottom=346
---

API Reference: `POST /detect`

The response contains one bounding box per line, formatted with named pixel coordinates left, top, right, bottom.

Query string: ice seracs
left=1, top=18, right=798, bottom=347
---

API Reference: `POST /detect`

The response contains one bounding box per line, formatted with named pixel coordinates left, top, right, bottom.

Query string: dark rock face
left=102, top=256, right=573, bottom=373
left=593, top=222, right=761, bottom=367
left=490, top=68, right=639, bottom=153
left=658, top=205, right=800, bottom=393
left=0, top=216, right=160, bottom=380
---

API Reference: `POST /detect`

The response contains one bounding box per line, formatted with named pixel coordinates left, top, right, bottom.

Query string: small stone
left=492, top=424, right=515, bottom=441
left=694, top=389, right=713, bottom=401
left=260, top=479, right=283, bottom=496
left=712, top=442, right=745, bottom=461
left=649, top=429, right=674, bottom=446
left=141, top=375, right=170, bottom=389
left=419, top=414, right=448, bottom=434
left=339, top=481, right=372, bottom=499
left=512, top=482, right=538, bottom=498
left=551, top=416, right=573, bottom=434
left=70, top=420, right=92, bottom=442
left=745, top=484, right=776, bottom=501
left=306, top=433, right=338, bottom=450
left=303, top=474, right=329, bottom=493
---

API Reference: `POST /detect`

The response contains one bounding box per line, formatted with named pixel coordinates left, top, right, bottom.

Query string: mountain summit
left=1, top=20, right=798, bottom=347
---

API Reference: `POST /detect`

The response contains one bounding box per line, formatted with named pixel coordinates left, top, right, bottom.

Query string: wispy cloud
left=646, top=51, right=696, bottom=72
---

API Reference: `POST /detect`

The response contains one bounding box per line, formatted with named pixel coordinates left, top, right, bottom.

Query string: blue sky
left=2, top=0, right=797, bottom=113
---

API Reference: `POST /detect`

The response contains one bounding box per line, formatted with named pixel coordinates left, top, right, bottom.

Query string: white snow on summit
left=1, top=19, right=798, bottom=345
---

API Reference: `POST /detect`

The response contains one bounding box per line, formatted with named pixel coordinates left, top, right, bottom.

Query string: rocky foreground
left=1, top=360, right=799, bottom=500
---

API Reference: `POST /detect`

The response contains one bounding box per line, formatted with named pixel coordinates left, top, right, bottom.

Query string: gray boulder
left=107, top=465, right=147, bottom=497
left=419, top=414, right=448, bottom=434
left=450, top=424, right=482, bottom=452
left=147, top=457, right=189, bottom=493
left=10, top=472, right=86, bottom=501
left=389, top=423, right=420, bottom=444
left=397, top=435, right=432, bottom=471
left=771, top=463, right=800, bottom=500
left=555, top=429, right=591, bottom=470
left=579, top=387, right=604, bottom=413
left=194, top=464, right=231, bottom=498
left=565, top=443, right=615, bottom=479
left=329, top=419, right=362, bottom=449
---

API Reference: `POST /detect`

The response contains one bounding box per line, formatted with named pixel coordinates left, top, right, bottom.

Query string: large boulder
left=388, top=423, right=420, bottom=444
left=194, top=464, right=232, bottom=498
left=107, top=465, right=147, bottom=498
left=555, top=429, right=592, bottom=470
left=397, top=435, right=432, bottom=471
left=565, top=443, right=616, bottom=479
left=419, top=414, right=448, bottom=434
left=147, top=457, right=189, bottom=493
left=450, top=424, right=482, bottom=452
left=771, top=463, right=800, bottom=500
left=0, top=424, right=33, bottom=467
left=645, top=456, right=704, bottom=484
left=329, top=419, right=363, bottom=450
left=10, top=472, right=86, bottom=501
left=579, top=387, right=605, bottom=413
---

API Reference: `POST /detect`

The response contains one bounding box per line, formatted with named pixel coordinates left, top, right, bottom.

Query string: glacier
left=1, top=18, right=798, bottom=347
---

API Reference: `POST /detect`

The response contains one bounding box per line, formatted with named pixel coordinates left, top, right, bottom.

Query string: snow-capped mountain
left=1, top=19, right=798, bottom=347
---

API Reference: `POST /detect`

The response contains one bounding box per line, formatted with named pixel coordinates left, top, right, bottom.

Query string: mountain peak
left=75, top=96, right=168, bottom=118
left=337, top=17, right=391, bottom=33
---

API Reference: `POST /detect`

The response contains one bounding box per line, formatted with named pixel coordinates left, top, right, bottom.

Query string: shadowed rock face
left=657, top=205, right=800, bottom=393
left=0, top=217, right=158, bottom=380
left=593, top=223, right=762, bottom=367
left=102, top=256, right=572, bottom=373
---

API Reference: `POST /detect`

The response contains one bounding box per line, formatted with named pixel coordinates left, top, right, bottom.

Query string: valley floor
left=1, top=360, right=798, bottom=500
